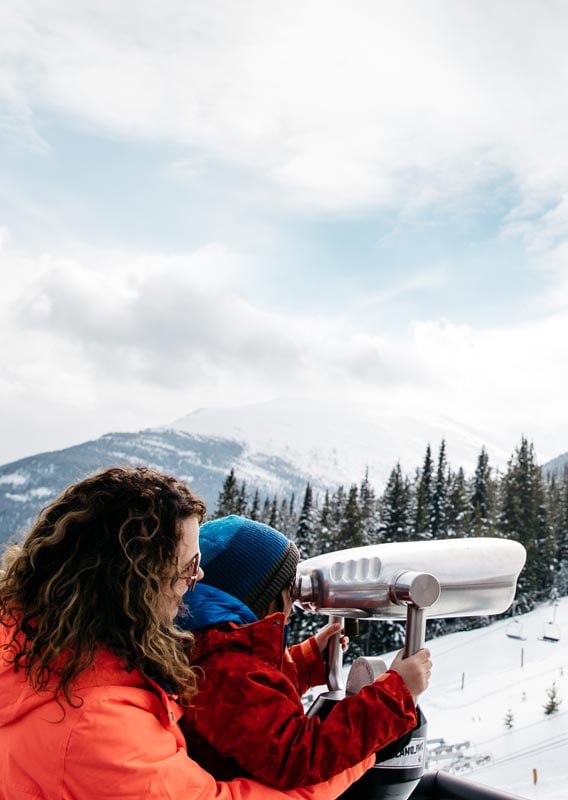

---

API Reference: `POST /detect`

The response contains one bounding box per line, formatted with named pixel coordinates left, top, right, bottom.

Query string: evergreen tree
left=268, top=496, right=278, bottom=528
left=359, top=468, right=379, bottom=545
left=249, top=489, right=260, bottom=521
left=339, top=484, right=366, bottom=548
left=236, top=481, right=248, bottom=515
left=446, top=467, right=471, bottom=537
left=504, top=708, right=514, bottom=729
left=215, top=468, right=240, bottom=517
left=379, top=463, right=412, bottom=542
left=498, top=438, right=554, bottom=609
left=278, top=497, right=294, bottom=538
left=470, top=448, right=494, bottom=536
left=295, top=483, right=318, bottom=560
left=363, top=620, right=406, bottom=661
left=272, top=493, right=297, bottom=538
left=289, top=493, right=296, bottom=517
left=260, top=497, right=271, bottom=523
left=544, top=681, right=562, bottom=715
left=319, top=491, right=335, bottom=553
left=413, top=444, right=434, bottom=538
left=289, top=484, right=324, bottom=645
left=326, top=485, right=346, bottom=551
left=552, top=469, right=568, bottom=595
left=431, top=440, right=449, bottom=538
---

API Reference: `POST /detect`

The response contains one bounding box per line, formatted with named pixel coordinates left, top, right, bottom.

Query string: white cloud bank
left=1, top=0, right=568, bottom=222
left=1, top=235, right=567, bottom=465
left=1, top=1, right=568, bottom=465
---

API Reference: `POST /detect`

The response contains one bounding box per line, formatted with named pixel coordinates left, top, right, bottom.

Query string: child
left=178, top=515, right=432, bottom=791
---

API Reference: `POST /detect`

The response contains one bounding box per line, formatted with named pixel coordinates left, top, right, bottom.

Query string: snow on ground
left=385, top=598, right=568, bottom=800
left=305, top=599, right=568, bottom=798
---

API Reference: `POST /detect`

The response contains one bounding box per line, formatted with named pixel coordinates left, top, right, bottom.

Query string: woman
left=0, top=466, right=372, bottom=799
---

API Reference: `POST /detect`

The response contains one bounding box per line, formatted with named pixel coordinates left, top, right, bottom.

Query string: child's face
left=267, top=586, right=295, bottom=621
left=281, top=587, right=294, bottom=621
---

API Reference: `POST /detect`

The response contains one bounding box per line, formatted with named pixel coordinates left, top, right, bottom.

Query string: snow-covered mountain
left=170, top=396, right=513, bottom=487
left=1, top=396, right=564, bottom=548
left=542, top=451, right=568, bottom=479
left=0, top=428, right=316, bottom=546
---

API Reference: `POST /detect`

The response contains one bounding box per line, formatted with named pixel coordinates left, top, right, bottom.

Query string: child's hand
left=389, top=648, right=432, bottom=698
left=314, top=622, right=349, bottom=654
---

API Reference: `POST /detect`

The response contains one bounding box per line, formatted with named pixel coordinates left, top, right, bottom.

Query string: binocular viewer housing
left=294, top=537, right=526, bottom=621
left=296, top=538, right=526, bottom=800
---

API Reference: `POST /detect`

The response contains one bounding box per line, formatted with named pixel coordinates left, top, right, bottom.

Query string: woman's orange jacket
left=0, top=621, right=373, bottom=799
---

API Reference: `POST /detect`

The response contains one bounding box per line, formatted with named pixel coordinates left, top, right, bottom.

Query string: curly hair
left=0, top=466, right=206, bottom=707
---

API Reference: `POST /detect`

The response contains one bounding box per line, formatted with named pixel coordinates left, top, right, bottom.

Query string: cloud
left=501, top=193, right=568, bottom=311
left=1, top=237, right=436, bottom=397
left=1, top=235, right=567, bottom=465
left=0, top=243, right=309, bottom=396
left=408, top=316, right=568, bottom=459
left=1, top=2, right=568, bottom=463
left=3, top=0, right=568, bottom=220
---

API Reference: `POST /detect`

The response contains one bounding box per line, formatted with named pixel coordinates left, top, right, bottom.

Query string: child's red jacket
left=180, top=590, right=416, bottom=790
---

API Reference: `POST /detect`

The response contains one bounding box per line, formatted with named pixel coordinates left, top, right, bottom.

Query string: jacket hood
left=188, top=607, right=289, bottom=669
left=0, top=621, right=162, bottom=730
left=176, top=582, right=258, bottom=631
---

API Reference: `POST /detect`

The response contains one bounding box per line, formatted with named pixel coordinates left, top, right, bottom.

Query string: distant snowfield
left=304, top=599, right=568, bottom=799
left=170, top=396, right=514, bottom=487
left=390, top=599, right=568, bottom=800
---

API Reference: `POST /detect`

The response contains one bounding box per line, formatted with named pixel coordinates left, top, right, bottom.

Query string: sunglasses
left=182, top=552, right=201, bottom=592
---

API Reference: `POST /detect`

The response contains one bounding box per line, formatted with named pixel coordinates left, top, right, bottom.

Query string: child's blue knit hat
left=198, top=515, right=299, bottom=618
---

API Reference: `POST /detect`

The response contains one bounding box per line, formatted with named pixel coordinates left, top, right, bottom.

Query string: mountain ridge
left=0, top=428, right=318, bottom=546
left=1, top=398, right=564, bottom=547
left=169, top=396, right=513, bottom=486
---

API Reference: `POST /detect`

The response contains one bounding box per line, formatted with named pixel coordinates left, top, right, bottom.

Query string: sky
left=1, top=0, right=568, bottom=467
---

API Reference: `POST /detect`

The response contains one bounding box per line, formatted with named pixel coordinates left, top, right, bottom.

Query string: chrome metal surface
left=294, top=538, right=526, bottom=620
left=326, top=614, right=345, bottom=692
left=390, top=571, right=441, bottom=609
left=405, top=606, right=427, bottom=658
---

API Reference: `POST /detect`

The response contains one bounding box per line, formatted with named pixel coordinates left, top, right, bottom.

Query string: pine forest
left=211, top=437, right=568, bottom=658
